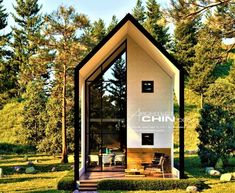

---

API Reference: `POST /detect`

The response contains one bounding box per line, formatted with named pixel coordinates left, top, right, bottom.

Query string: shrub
left=196, top=104, right=235, bottom=167
left=57, top=170, right=74, bottom=190
left=97, top=179, right=204, bottom=190
left=0, top=143, right=35, bottom=154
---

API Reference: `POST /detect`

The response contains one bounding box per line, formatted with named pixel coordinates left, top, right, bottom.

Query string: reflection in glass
left=86, top=51, right=127, bottom=171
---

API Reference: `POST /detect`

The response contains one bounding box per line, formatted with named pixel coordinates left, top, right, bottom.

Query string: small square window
left=142, top=81, right=154, bottom=93
left=142, top=133, right=154, bottom=145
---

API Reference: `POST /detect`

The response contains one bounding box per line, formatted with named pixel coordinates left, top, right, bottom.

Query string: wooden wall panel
left=127, top=148, right=171, bottom=171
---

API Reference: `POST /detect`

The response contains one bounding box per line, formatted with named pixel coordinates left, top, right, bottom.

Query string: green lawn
left=0, top=154, right=234, bottom=193
left=99, top=154, right=235, bottom=193
left=0, top=154, right=71, bottom=193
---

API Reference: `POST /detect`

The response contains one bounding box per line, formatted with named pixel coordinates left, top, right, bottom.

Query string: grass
left=55, top=153, right=234, bottom=192
left=0, top=154, right=72, bottom=193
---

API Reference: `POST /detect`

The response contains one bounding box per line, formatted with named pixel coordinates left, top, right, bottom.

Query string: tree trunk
left=61, top=64, right=68, bottom=163
left=201, top=93, right=203, bottom=109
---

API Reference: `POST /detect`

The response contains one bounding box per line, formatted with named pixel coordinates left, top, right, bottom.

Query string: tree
left=144, top=0, right=170, bottom=49
left=184, top=1, right=235, bottom=54
left=188, top=24, right=223, bottom=108
left=169, top=0, right=201, bottom=75
left=41, top=6, right=89, bottom=163
left=80, top=18, right=106, bottom=53
left=11, top=0, right=44, bottom=90
left=107, top=55, right=126, bottom=150
left=22, top=80, right=47, bottom=148
left=196, top=104, right=235, bottom=166
left=107, top=15, right=118, bottom=33
left=0, top=0, right=16, bottom=108
left=132, top=0, right=146, bottom=24
left=205, top=65, right=235, bottom=116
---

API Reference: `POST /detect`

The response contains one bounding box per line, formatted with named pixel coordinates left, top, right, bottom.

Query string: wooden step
left=79, top=180, right=98, bottom=191
left=80, top=180, right=97, bottom=183
left=79, top=187, right=97, bottom=191
left=80, top=183, right=97, bottom=187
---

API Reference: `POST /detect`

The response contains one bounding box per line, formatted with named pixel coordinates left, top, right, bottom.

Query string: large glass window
left=85, top=46, right=127, bottom=172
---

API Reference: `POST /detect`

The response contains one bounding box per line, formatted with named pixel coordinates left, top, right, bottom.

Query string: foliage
left=0, top=143, right=35, bottom=154
left=0, top=101, right=25, bottom=144
left=81, top=18, right=106, bottom=53
left=144, top=0, right=170, bottom=49
left=21, top=80, right=47, bottom=148
left=107, top=15, right=118, bottom=33
left=38, top=6, right=89, bottom=162
left=97, top=179, right=204, bottom=191
left=188, top=24, right=223, bottom=107
left=169, top=0, right=201, bottom=74
left=196, top=104, right=235, bottom=166
left=57, top=170, right=74, bottom=190
left=205, top=72, right=235, bottom=116
left=132, top=0, right=146, bottom=24
left=11, top=0, right=45, bottom=89
left=0, top=0, right=15, bottom=109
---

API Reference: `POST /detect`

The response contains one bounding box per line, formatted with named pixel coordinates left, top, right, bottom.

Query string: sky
left=2, top=0, right=170, bottom=32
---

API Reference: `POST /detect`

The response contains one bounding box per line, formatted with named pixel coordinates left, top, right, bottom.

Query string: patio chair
left=144, top=155, right=166, bottom=178
left=102, top=154, right=113, bottom=167
left=88, top=155, right=99, bottom=166
left=114, top=154, right=125, bottom=165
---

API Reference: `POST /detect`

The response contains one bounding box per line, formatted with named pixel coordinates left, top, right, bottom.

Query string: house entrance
left=85, top=44, right=127, bottom=172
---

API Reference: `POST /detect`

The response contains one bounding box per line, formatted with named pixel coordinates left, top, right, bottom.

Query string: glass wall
left=85, top=51, right=127, bottom=172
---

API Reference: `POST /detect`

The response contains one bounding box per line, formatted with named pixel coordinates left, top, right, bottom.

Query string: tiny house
left=74, top=14, right=184, bottom=183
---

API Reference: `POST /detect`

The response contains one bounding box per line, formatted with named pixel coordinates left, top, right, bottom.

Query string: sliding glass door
left=85, top=49, right=127, bottom=172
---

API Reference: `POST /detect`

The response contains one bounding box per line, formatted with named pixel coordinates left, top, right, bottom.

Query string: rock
left=220, top=173, right=232, bottom=181
left=51, top=167, right=56, bottom=172
left=25, top=167, right=36, bottom=174
left=186, top=185, right=198, bottom=193
left=231, top=172, right=235, bottom=180
left=209, top=169, right=221, bottom=176
left=205, top=167, right=214, bottom=173
left=0, top=168, right=3, bottom=178
left=14, top=166, right=22, bottom=172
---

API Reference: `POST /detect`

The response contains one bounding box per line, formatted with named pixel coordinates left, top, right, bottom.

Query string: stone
left=205, top=167, right=214, bottom=173
left=209, top=169, right=221, bottom=176
left=0, top=168, right=3, bottom=178
left=231, top=172, right=235, bottom=180
left=25, top=167, right=36, bottom=174
left=220, top=173, right=232, bottom=181
left=186, top=185, right=198, bottom=193
left=51, top=167, right=56, bottom=172
left=14, top=166, right=22, bottom=172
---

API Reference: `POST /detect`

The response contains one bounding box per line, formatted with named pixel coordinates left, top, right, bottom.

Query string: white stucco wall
left=127, top=36, right=174, bottom=149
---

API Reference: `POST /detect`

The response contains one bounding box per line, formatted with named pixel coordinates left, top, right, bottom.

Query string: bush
left=0, top=143, right=35, bottom=154
left=57, top=170, right=74, bottom=190
left=196, top=104, right=235, bottom=167
left=97, top=179, right=204, bottom=191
